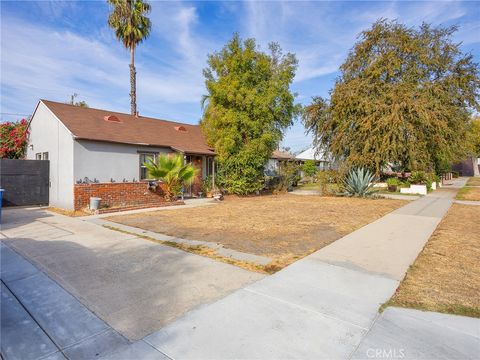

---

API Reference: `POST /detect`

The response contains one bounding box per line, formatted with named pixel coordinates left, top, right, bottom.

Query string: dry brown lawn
left=466, top=177, right=480, bottom=186
left=456, top=187, right=480, bottom=201
left=387, top=204, right=480, bottom=317
left=107, top=195, right=405, bottom=267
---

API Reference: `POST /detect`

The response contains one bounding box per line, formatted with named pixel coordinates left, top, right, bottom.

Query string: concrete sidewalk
left=1, top=243, right=131, bottom=360
left=134, top=179, right=479, bottom=359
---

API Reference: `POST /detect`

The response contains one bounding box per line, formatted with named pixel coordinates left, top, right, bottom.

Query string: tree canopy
left=303, top=20, right=480, bottom=174
left=201, top=34, right=299, bottom=194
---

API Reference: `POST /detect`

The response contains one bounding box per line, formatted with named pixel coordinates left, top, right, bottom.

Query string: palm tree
left=144, top=154, right=197, bottom=200
left=107, top=0, right=151, bottom=115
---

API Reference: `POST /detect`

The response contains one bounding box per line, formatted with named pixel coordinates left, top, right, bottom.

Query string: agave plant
left=343, top=167, right=378, bottom=197
left=144, top=154, right=197, bottom=201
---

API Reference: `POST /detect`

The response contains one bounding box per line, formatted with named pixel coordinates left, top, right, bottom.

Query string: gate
left=0, top=159, right=49, bottom=206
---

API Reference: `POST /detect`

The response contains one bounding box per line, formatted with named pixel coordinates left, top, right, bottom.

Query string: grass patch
left=466, top=177, right=480, bottom=186
left=456, top=187, right=480, bottom=201
left=384, top=204, right=480, bottom=317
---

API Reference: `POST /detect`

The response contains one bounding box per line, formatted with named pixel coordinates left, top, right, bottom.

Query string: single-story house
left=264, top=150, right=296, bottom=175
left=452, top=157, right=480, bottom=177
left=295, top=147, right=331, bottom=170
left=26, top=100, right=216, bottom=210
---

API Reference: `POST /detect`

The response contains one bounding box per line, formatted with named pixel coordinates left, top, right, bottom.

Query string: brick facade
left=73, top=182, right=169, bottom=211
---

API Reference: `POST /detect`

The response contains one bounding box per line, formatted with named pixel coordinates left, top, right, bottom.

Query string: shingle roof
left=271, top=150, right=295, bottom=160
left=40, top=100, right=215, bottom=155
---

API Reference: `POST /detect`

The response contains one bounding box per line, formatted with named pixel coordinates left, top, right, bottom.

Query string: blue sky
left=1, top=1, right=479, bottom=152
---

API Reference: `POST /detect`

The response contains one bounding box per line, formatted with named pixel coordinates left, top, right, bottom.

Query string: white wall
left=264, top=159, right=279, bottom=175
left=27, top=102, right=74, bottom=209
left=73, top=140, right=172, bottom=183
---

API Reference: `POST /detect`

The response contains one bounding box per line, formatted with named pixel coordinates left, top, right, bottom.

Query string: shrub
left=386, top=177, right=401, bottom=186
left=0, top=119, right=29, bottom=159
left=302, top=160, right=317, bottom=178
left=201, top=175, right=215, bottom=194
left=145, top=154, right=197, bottom=201
left=271, top=161, right=300, bottom=193
left=409, top=171, right=428, bottom=185
left=409, top=171, right=439, bottom=191
left=317, top=170, right=343, bottom=195
left=343, top=168, right=378, bottom=197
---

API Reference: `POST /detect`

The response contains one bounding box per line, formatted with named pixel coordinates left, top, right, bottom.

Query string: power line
left=0, top=112, right=31, bottom=116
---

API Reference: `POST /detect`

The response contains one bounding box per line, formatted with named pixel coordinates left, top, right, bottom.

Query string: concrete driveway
left=0, top=207, right=264, bottom=341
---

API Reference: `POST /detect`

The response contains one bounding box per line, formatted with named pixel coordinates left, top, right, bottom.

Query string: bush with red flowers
left=0, top=119, right=29, bottom=159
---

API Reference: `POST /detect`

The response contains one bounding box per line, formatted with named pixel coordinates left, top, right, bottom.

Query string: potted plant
left=386, top=177, right=400, bottom=192
left=202, top=175, right=214, bottom=198
left=401, top=171, right=428, bottom=195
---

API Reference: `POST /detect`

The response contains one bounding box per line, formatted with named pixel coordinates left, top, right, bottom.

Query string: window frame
left=139, top=152, right=158, bottom=180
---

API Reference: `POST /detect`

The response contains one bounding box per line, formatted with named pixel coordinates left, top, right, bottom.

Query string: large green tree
left=201, top=34, right=299, bottom=194
left=303, top=20, right=480, bottom=175
left=108, top=0, right=151, bottom=115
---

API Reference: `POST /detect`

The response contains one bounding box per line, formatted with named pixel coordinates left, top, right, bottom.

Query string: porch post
left=212, top=157, right=215, bottom=190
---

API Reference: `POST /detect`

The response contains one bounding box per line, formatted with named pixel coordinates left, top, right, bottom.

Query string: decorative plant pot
left=431, top=182, right=436, bottom=190
left=400, top=184, right=427, bottom=195
left=388, top=185, right=397, bottom=192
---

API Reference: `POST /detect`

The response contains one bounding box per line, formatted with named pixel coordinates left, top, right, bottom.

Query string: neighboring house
left=452, top=157, right=480, bottom=177
left=26, top=100, right=215, bottom=210
left=295, top=147, right=331, bottom=170
left=265, top=150, right=296, bottom=175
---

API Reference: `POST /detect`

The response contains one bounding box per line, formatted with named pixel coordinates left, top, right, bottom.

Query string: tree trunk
left=130, top=46, right=137, bottom=116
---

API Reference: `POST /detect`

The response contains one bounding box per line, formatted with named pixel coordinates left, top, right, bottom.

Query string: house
left=26, top=100, right=215, bottom=211
left=452, top=157, right=480, bottom=177
left=265, top=150, right=296, bottom=175
left=295, top=147, right=331, bottom=170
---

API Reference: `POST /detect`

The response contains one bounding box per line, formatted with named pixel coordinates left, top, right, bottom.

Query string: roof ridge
left=40, top=99, right=200, bottom=128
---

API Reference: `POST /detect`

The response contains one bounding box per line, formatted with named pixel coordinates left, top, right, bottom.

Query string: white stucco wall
left=73, top=140, right=172, bottom=183
left=265, top=159, right=279, bottom=175
left=26, top=102, right=74, bottom=209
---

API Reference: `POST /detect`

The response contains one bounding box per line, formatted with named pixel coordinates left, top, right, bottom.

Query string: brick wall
left=73, top=182, right=168, bottom=211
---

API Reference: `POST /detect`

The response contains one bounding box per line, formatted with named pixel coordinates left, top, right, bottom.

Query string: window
left=42, top=152, right=49, bottom=160
left=139, top=153, right=157, bottom=180
left=35, top=153, right=42, bottom=160
left=206, top=157, right=214, bottom=177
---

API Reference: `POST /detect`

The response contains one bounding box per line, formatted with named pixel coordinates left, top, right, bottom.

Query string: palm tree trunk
left=130, top=46, right=137, bottom=115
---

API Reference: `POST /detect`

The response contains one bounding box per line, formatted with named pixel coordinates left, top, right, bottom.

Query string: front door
left=184, top=155, right=202, bottom=197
